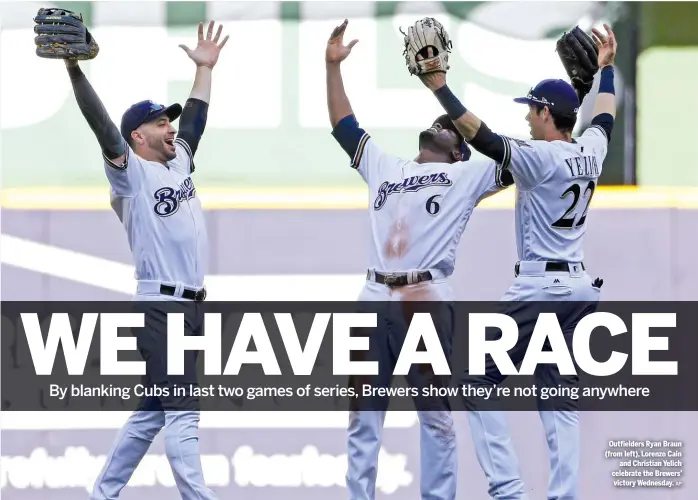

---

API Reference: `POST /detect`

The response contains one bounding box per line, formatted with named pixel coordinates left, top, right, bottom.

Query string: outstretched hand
left=179, top=21, right=229, bottom=69
left=326, top=19, right=358, bottom=64
left=591, top=24, right=616, bottom=68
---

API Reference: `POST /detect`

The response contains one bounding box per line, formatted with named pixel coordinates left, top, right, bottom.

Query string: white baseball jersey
left=103, top=138, right=208, bottom=289
left=352, top=134, right=506, bottom=276
left=496, top=125, right=609, bottom=263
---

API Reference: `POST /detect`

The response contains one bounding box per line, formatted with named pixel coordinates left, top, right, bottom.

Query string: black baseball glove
left=33, top=7, right=99, bottom=60
left=556, top=26, right=599, bottom=103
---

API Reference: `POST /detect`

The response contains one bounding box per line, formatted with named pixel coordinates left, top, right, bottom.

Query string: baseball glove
left=401, top=17, right=452, bottom=76
left=556, top=26, right=599, bottom=102
left=33, top=7, right=99, bottom=60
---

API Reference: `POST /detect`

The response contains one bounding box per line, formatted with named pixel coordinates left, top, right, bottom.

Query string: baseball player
left=34, top=11, right=229, bottom=500
left=416, top=21, right=617, bottom=500
left=325, top=20, right=513, bottom=500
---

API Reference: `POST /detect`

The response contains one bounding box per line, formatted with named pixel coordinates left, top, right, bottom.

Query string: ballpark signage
left=2, top=301, right=694, bottom=413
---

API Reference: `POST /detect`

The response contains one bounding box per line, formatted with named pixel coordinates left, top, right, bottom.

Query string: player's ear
left=544, top=106, right=553, bottom=121
left=451, top=149, right=462, bottom=162
left=131, top=130, right=143, bottom=145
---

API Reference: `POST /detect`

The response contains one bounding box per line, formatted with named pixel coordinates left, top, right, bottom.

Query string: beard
left=418, top=130, right=450, bottom=154
left=147, top=134, right=176, bottom=161
left=418, top=130, right=437, bottom=151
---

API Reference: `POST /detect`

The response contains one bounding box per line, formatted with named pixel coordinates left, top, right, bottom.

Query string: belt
left=160, top=284, right=207, bottom=301
left=368, top=270, right=433, bottom=287
left=515, top=261, right=585, bottom=276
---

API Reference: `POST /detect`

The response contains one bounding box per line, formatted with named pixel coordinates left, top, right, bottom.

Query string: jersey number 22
left=551, top=180, right=596, bottom=229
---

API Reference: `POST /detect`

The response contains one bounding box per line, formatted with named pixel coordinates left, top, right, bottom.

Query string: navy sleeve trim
left=589, top=113, right=614, bottom=143
left=331, top=114, right=367, bottom=165
left=177, top=98, right=208, bottom=158
left=351, top=133, right=370, bottom=170
left=495, top=136, right=512, bottom=187
left=103, top=146, right=129, bottom=171
left=496, top=160, right=514, bottom=187
left=175, top=137, right=195, bottom=173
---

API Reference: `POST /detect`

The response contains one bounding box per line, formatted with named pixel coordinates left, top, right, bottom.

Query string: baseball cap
left=120, top=100, right=183, bottom=142
left=513, top=79, right=580, bottom=117
left=433, top=114, right=472, bottom=161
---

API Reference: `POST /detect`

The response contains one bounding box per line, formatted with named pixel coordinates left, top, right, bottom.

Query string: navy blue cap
left=433, top=114, right=471, bottom=161
left=120, top=100, right=183, bottom=142
left=513, top=79, right=580, bottom=116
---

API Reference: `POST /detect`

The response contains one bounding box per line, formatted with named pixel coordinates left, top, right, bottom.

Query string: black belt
left=369, top=270, right=433, bottom=287
left=515, top=261, right=585, bottom=276
left=160, top=284, right=207, bottom=301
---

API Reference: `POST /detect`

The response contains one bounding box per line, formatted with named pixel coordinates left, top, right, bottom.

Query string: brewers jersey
left=496, top=125, right=608, bottom=263
left=103, top=138, right=208, bottom=288
left=352, top=134, right=507, bottom=277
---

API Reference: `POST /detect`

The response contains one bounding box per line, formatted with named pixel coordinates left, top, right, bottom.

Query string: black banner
left=1, top=301, right=695, bottom=411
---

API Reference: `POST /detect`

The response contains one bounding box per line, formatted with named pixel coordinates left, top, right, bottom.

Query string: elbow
left=328, top=102, right=354, bottom=129
left=330, top=112, right=350, bottom=130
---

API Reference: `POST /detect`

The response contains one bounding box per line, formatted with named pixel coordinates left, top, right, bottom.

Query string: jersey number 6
left=426, top=194, right=442, bottom=215
left=551, top=180, right=596, bottom=229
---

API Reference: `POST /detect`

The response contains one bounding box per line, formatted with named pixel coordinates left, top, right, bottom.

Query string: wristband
left=598, top=66, right=615, bottom=95
left=434, top=85, right=467, bottom=120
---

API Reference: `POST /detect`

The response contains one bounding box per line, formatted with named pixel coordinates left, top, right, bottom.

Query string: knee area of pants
left=347, top=425, right=381, bottom=441
left=543, top=410, right=580, bottom=426
left=127, top=421, right=165, bottom=441
left=165, top=410, right=200, bottom=423
left=423, top=413, right=456, bottom=439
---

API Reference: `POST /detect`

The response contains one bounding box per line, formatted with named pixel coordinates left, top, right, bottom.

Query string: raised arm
left=326, top=20, right=358, bottom=126
left=65, top=60, right=127, bottom=166
left=176, top=21, right=229, bottom=157
left=326, top=20, right=366, bottom=160
left=587, top=24, right=617, bottom=142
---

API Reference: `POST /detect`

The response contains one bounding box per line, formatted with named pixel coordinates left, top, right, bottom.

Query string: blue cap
left=513, top=79, right=580, bottom=116
left=433, top=114, right=471, bottom=161
left=120, top=100, right=183, bottom=142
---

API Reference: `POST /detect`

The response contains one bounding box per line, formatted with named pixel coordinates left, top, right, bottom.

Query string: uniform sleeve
left=354, top=136, right=393, bottom=184
left=496, top=137, right=552, bottom=191
left=578, top=126, right=609, bottom=163
left=331, top=114, right=398, bottom=185
left=168, top=138, right=195, bottom=176
left=461, top=158, right=514, bottom=205
left=103, top=146, right=145, bottom=197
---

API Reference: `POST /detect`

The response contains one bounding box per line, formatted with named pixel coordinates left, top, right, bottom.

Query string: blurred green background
left=0, top=1, right=695, bottom=190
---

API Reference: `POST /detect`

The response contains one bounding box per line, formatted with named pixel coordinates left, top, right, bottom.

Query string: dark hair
left=535, top=104, right=576, bottom=134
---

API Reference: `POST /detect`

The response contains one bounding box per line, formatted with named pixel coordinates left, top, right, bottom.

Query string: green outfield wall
left=636, top=2, right=698, bottom=186
left=0, top=1, right=635, bottom=191
left=2, top=1, right=694, bottom=190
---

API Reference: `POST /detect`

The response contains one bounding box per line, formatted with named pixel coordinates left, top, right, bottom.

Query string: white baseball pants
left=466, top=261, right=602, bottom=500
left=346, top=275, right=458, bottom=500
left=90, top=289, right=216, bottom=500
